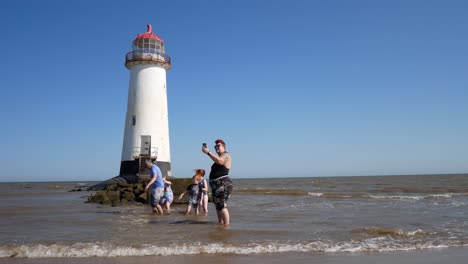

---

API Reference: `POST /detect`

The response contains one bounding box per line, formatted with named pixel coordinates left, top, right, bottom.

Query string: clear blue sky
left=0, top=0, right=467, bottom=182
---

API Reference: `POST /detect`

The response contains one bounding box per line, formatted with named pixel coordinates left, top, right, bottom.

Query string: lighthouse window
left=134, top=39, right=144, bottom=49
left=132, top=116, right=136, bottom=126
left=134, top=39, right=162, bottom=52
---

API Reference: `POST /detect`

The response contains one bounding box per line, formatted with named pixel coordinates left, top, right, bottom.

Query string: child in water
left=198, top=170, right=209, bottom=215
left=159, top=176, right=173, bottom=214
left=178, top=169, right=204, bottom=215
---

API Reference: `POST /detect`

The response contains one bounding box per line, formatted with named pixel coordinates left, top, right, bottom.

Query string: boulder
left=87, top=190, right=111, bottom=205
left=136, top=192, right=149, bottom=204
left=121, top=190, right=135, bottom=201
left=85, top=177, right=211, bottom=206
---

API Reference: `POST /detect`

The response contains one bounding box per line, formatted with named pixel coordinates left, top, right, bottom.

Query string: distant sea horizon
left=1, top=172, right=467, bottom=183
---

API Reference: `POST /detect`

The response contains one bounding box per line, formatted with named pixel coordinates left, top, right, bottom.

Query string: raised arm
left=210, top=152, right=231, bottom=168
left=162, top=177, right=172, bottom=185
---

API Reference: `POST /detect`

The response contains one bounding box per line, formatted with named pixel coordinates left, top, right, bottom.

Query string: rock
left=117, top=183, right=131, bottom=188
left=87, top=175, right=140, bottom=191
left=87, top=190, right=111, bottom=205
left=107, top=190, right=120, bottom=203
left=121, top=190, right=135, bottom=201
left=133, top=185, right=145, bottom=197
left=105, top=184, right=118, bottom=192
left=136, top=192, right=148, bottom=203
left=86, top=177, right=211, bottom=207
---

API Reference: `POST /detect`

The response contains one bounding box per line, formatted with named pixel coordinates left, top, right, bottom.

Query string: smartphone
left=202, top=143, right=207, bottom=148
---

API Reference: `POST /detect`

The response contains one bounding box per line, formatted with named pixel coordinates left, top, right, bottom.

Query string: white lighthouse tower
left=119, top=24, right=172, bottom=177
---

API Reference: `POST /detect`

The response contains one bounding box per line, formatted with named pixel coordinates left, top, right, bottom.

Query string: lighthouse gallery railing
left=125, top=50, right=171, bottom=67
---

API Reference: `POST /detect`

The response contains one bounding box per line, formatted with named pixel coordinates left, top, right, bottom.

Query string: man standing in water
left=202, top=139, right=233, bottom=227
left=144, top=159, right=165, bottom=215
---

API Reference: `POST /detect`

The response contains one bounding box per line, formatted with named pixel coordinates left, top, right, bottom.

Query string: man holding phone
left=202, top=139, right=233, bottom=227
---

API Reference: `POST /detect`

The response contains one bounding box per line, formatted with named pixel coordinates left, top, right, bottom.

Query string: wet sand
left=1, top=247, right=466, bottom=264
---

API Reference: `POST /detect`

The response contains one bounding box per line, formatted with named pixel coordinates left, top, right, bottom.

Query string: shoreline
left=1, top=247, right=467, bottom=264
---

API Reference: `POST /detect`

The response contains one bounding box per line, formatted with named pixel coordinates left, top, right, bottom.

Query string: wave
left=237, top=188, right=468, bottom=200
left=306, top=192, right=468, bottom=200
left=1, top=239, right=466, bottom=258
left=236, top=188, right=308, bottom=196
left=373, top=187, right=468, bottom=194
left=368, top=193, right=468, bottom=200
left=356, top=227, right=427, bottom=237
left=308, top=192, right=324, bottom=197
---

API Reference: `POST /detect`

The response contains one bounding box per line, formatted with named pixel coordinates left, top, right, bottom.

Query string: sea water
left=0, top=174, right=467, bottom=258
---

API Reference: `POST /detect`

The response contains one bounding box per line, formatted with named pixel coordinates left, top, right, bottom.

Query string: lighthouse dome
left=125, top=24, right=171, bottom=70
left=132, top=24, right=165, bottom=53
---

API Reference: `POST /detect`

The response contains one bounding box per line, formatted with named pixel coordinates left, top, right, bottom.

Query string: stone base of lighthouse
left=119, top=160, right=171, bottom=177
left=87, top=159, right=171, bottom=190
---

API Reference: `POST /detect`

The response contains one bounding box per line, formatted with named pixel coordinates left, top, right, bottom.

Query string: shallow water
left=0, top=175, right=467, bottom=258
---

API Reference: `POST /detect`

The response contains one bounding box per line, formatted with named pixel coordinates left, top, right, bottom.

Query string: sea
left=0, top=174, right=467, bottom=264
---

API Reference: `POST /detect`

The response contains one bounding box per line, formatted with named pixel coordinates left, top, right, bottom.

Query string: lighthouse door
left=140, top=135, right=151, bottom=156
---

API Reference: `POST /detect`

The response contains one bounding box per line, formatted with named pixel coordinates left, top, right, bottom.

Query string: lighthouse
left=119, top=24, right=172, bottom=177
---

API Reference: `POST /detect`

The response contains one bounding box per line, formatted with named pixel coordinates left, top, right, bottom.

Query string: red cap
left=215, top=139, right=225, bottom=145
left=133, top=24, right=164, bottom=43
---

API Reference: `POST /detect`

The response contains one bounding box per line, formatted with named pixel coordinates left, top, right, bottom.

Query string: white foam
left=308, top=192, right=324, bottom=197
left=368, top=195, right=424, bottom=200
left=450, top=201, right=466, bottom=207
left=406, top=229, right=425, bottom=237
left=1, top=240, right=465, bottom=258
left=369, top=192, right=468, bottom=200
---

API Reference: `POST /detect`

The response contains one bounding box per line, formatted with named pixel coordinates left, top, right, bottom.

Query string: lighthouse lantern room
left=120, top=24, right=172, bottom=177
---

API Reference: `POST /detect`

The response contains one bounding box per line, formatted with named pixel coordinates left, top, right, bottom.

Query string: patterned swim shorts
left=209, top=176, right=233, bottom=211
left=160, top=190, right=173, bottom=205
left=188, top=195, right=199, bottom=208
left=150, top=187, right=164, bottom=207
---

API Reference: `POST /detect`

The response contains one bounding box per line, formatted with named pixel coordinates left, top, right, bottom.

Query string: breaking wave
left=238, top=189, right=468, bottom=200
left=356, top=227, right=428, bottom=237
left=1, top=239, right=466, bottom=258
left=306, top=192, right=468, bottom=200
left=236, top=188, right=468, bottom=200
left=236, top=188, right=308, bottom=196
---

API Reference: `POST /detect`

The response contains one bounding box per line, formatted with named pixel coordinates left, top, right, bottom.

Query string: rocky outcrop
left=85, top=177, right=195, bottom=206
left=87, top=175, right=140, bottom=191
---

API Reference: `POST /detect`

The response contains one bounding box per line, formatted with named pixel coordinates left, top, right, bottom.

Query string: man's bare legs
left=152, top=204, right=164, bottom=215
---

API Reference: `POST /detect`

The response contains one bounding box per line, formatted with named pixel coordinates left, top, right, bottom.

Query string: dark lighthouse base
left=119, top=160, right=171, bottom=177
left=88, top=160, right=171, bottom=190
